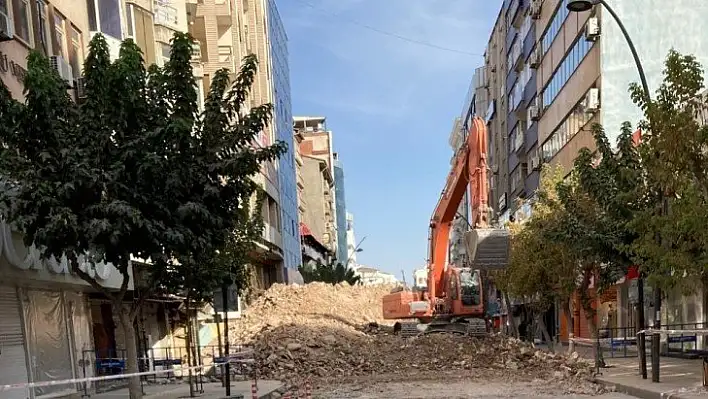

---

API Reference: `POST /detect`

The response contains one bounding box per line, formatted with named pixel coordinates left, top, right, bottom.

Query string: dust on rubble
left=220, top=282, right=601, bottom=394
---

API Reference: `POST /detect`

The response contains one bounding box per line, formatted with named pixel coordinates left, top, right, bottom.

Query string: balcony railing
left=154, top=1, right=179, bottom=27
left=262, top=223, right=282, bottom=248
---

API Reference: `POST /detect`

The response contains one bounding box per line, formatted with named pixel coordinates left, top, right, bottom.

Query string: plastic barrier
left=282, top=378, right=312, bottom=399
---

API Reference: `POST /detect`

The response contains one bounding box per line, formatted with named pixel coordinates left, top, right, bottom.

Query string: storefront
left=0, top=222, right=132, bottom=399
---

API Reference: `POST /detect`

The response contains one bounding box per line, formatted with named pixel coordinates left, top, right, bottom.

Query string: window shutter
left=48, top=5, right=59, bottom=55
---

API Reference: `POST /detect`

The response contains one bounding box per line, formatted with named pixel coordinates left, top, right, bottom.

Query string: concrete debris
left=219, top=282, right=597, bottom=392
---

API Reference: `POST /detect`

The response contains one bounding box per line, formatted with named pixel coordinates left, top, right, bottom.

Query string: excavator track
left=396, top=318, right=488, bottom=338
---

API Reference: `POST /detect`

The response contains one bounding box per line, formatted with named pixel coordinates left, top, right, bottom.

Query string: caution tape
left=0, top=361, right=228, bottom=392
left=636, top=328, right=708, bottom=336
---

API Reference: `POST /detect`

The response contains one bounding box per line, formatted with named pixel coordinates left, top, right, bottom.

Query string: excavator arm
left=428, top=117, right=509, bottom=300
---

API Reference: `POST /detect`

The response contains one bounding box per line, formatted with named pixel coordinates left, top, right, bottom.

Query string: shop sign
left=0, top=50, right=27, bottom=83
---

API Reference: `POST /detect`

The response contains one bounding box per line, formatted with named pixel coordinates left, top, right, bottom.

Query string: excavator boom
left=382, top=116, right=510, bottom=336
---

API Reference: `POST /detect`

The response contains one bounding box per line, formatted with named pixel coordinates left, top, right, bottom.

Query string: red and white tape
left=0, top=362, right=225, bottom=392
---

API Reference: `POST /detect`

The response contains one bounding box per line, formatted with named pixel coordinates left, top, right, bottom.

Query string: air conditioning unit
left=530, top=149, right=541, bottom=171
left=49, top=55, right=74, bottom=88
left=0, top=11, right=13, bottom=41
left=75, top=76, right=87, bottom=99
left=528, top=105, right=540, bottom=122
left=530, top=0, right=542, bottom=19
left=585, top=17, right=600, bottom=41
left=529, top=46, right=541, bottom=69
left=584, top=87, right=600, bottom=112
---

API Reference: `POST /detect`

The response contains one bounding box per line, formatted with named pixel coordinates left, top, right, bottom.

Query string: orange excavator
left=382, top=116, right=510, bottom=336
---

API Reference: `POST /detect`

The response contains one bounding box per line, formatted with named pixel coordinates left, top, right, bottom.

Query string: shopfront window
left=23, top=290, right=74, bottom=397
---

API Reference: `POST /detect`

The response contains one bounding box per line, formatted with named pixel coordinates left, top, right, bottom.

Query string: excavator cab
left=444, top=267, right=484, bottom=316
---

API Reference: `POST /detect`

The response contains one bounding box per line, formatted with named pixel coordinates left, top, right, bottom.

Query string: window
left=36, top=0, right=51, bottom=54
left=541, top=0, right=569, bottom=54
left=510, top=167, right=524, bottom=193
left=125, top=3, right=133, bottom=36
left=12, top=0, right=32, bottom=44
left=53, top=12, right=66, bottom=58
left=154, top=0, right=178, bottom=26
left=87, top=0, right=121, bottom=39
left=160, top=41, right=170, bottom=60
left=541, top=35, right=594, bottom=109
left=0, top=0, right=7, bottom=14
left=68, top=26, right=81, bottom=76
left=540, top=97, right=593, bottom=162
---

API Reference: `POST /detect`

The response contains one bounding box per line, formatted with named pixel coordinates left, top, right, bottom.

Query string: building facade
left=266, top=0, right=302, bottom=281
left=353, top=265, right=397, bottom=286
left=332, top=153, right=349, bottom=263
left=294, top=116, right=338, bottom=254
left=187, top=0, right=303, bottom=289
left=447, top=117, right=469, bottom=266
left=345, top=211, right=357, bottom=266
left=471, top=0, right=708, bottom=343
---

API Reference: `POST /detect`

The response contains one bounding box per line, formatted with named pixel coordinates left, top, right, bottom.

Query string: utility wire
left=293, top=0, right=484, bottom=57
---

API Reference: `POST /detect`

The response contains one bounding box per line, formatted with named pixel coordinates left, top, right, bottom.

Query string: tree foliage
left=0, top=32, right=284, bottom=398
left=498, top=164, right=577, bottom=312
left=628, top=50, right=708, bottom=291
left=299, top=260, right=361, bottom=285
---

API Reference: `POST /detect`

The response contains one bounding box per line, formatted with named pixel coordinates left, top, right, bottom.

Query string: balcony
left=154, top=0, right=179, bottom=29
left=262, top=222, right=283, bottom=249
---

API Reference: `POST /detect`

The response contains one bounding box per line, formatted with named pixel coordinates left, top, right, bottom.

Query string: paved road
left=315, top=380, right=637, bottom=398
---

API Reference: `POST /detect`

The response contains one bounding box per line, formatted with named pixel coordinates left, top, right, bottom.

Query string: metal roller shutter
left=0, top=286, right=30, bottom=399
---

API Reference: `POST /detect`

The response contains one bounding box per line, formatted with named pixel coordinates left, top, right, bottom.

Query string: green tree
left=299, top=260, right=361, bottom=285
left=628, top=50, right=708, bottom=292
left=498, top=164, right=579, bottom=352
left=0, top=33, right=284, bottom=398
left=549, top=122, right=645, bottom=367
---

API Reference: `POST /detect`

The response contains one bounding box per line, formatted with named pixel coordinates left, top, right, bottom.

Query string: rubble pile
left=224, top=283, right=594, bottom=388
left=227, top=282, right=395, bottom=343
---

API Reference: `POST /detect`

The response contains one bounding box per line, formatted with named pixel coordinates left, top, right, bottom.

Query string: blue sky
left=278, top=0, right=501, bottom=280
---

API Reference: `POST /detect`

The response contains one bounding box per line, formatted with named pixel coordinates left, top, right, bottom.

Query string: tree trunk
left=503, top=292, right=519, bottom=338
left=185, top=300, right=194, bottom=397
left=561, top=298, right=575, bottom=354
left=536, top=313, right=554, bottom=352
left=581, top=299, right=605, bottom=370
left=117, top=305, right=142, bottom=399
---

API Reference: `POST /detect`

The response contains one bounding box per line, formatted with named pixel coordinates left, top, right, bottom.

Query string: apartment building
left=447, top=117, right=469, bottom=266
left=481, top=8, right=512, bottom=223
left=345, top=211, right=357, bottom=266
left=0, top=2, right=137, bottom=397
left=332, top=153, right=349, bottom=263
left=467, top=0, right=708, bottom=344
left=187, top=0, right=302, bottom=286
left=294, top=116, right=338, bottom=255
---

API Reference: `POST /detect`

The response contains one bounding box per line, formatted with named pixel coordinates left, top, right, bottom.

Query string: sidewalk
left=588, top=352, right=708, bottom=398
left=91, top=380, right=284, bottom=399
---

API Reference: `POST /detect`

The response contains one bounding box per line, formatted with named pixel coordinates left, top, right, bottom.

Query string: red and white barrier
left=251, top=379, right=258, bottom=399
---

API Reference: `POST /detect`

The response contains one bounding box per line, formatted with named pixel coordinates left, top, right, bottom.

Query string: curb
left=596, top=378, right=701, bottom=399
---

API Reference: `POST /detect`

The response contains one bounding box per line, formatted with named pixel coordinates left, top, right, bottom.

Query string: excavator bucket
left=464, top=228, right=510, bottom=270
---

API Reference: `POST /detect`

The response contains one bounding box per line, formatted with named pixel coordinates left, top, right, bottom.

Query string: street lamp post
left=568, top=0, right=654, bottom=381
left=345, top=236, right=366, bottom=268
left=567, top=0, right=650, bottom=100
